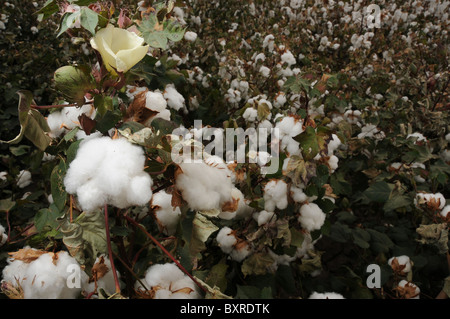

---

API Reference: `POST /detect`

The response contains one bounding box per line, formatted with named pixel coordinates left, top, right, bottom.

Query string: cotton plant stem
left=104, top=204, right=122, bottom=294
left=123, top=215, right=207, bottom=293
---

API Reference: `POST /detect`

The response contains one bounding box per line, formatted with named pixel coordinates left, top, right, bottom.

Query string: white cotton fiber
left=441, top=205, right=450, bottom=218
left=139, top=263, right=200, bottom=299
left=298, top=202, right=326, bottom=232
left=145, top=91, right=167, bottom=112
left=2, top=250, right=89, bottom=299
left=151, top=190, right=181, bottom=235
left=16, top=170, right=32, bottom=188
left=216, top=227, right=237, bottom=254
left=388, top=255, right=412, bottom=274
left=163, top=84, right=185, bottom=111
left=0, top=224, right=7, bottom=246
left=64, top=136, right=153, bottom=212
left=175, top=156, right=234, bottom=211
left=263, top=179, right=288, bottom=212
left=47, top=104, right=96, bottom=138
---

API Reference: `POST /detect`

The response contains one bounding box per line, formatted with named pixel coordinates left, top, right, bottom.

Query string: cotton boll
left=184, top=31, right=197, bottom=42
left=16, top=170, right=32, bottom=188
left=253, top=210, right=276, bottom=226
left=298, top=202, right=326, bottom=232
left=327, top=155, right=339, bottom=173
left=164, top=84, right=185, bottom=111
left=140, top=263, right=200, bottom=299
left=151, top=190, right=181, bottom=235
left=414, top=192, right=446, bottom=210
left=230, top=242, right=251, bottom=262
left=388, top=255, right=412, bottom=274
left=242, top=107, right=258, bottom=122
left=216, top=227, right=237, bottom=254
left=0, top=224, right=7, bottom=245
left=327, top=134, right=341, bottom=155
left=263, top=179, right=288, bottom=212
left=396, top=280, right=420, bottom=299
left=309, top=291, right=345, bottom=299
left=290, top=185, right=308, bottom=203
left=175, top=158, right=234, bottom=211
left=64, top=136, right=153, bottom=212
left=145, top=91, right=167, bottom=112
left=0, top=171, right=7, bottom=181
left=441, top=205, right=450, bottom=219
left=259, top=65, right=271, bottom=77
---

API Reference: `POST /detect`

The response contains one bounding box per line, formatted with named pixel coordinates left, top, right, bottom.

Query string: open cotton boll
left=145, top=91, right=167, bottom=112
left=83, top=256, right=120, bottom=296
left=327, top=155, right=339, bottom=173
left=64, top=136, right=153, bottom=212
left=275, top=116, right=303, bottom=155
left=175, top=157, right=234, bottom=211
left=327, top=134, right=341, bottom=155
left=47, top=104, right=96, bottom=138
left=440, top=205, right=450, bottom=218
left=163, top=84, right=185, bottom=111
left=242, top=107, right=258, bottom=122
left=0, top=224, right=7, bottom=246
left=309, top=292, right=345, bottom=299
left=184, top=31, right=198, bottom=42
left=290, top=185, right=308, bottom=203
left=139, top=263, right=200, bottom=299
left=298, top=202, right=326, bottom=232
left=414, top=192, right=446, bottom=210
left=280, top=50, right=296, bottom=66
left=16, top=170, right=32, bottom=188
left=2, top=250, right=89, bottom=299
left=388, top=255, right=412, bottom=274
left=151, top=190, right=181, bottom=235
left=407, top=132, right=427, bottom=143
left=253, top=210, right=276, bottom=226
left=396, top=280, right=420, bottom=299
left=216, top=227, right=237, bottom=254
left=263, top=179, right=288, bottom=212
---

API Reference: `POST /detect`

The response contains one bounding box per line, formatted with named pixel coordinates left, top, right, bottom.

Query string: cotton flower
left=136, top=263, right=200, bottom=299
left=298, top=202, right=326, bottom=232
left=90, top=24, right=149, bottom=74
left=16, top=170, right=32, bottom=188
left=64, top=136, right=153, bottom=212
left=151, top=190, right=181, bottom=235
left=263, top=179, right=288, bottom=212
left=309, top=291, right=345, bottom=299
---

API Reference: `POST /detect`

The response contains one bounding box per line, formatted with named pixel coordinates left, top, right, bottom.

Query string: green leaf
left=51, top=160, right=67, bottom=212
left=205, top=261, right=228, bottom=293
left=367, top=229, right=394, bottom=253
left=59, top=212, right=107, bottom=272
left=0, top=91, right=51, bottom=151
left=0, top=198, right=16, bottom=213
left=138, top=14, right=186, bottom=49
left=363, top=181, right=393, bottom=203
left=352, top=228, right=371, bottom=249
left=57, top=12, right=79, bottom=37
left=383, top=194, right=410, bottom=212
left=66, top=139, right=83, bottom=164
left=36, top=0, right=58, bottom=21
left=282, top=155, right=316, bottom=186
left=190, top=212, right=218, bottom=256
left=294, top=126, right=318, bottom=161
left=80, top=7, right=98, bottom=35
left=94, top=95, right=113, bottom=117
left=35, top=204, right=62, bottom=232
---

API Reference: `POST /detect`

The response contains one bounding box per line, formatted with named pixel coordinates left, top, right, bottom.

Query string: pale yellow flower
left=90, top=24, right=149, bottom=74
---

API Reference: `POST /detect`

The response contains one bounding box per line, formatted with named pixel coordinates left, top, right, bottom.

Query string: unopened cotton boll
left=151, top=190, right=181, bottom=235
left=298, top=202, right=326, bottom=232
left=309, top=291, right=345, bottom=299
left=263, top=179, right=288, bottom=212
left=64, top=136, right=153, bottom=212
left=138, top=263, right=200, bottom=299
left=16, top=170, right=32, bottom=188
